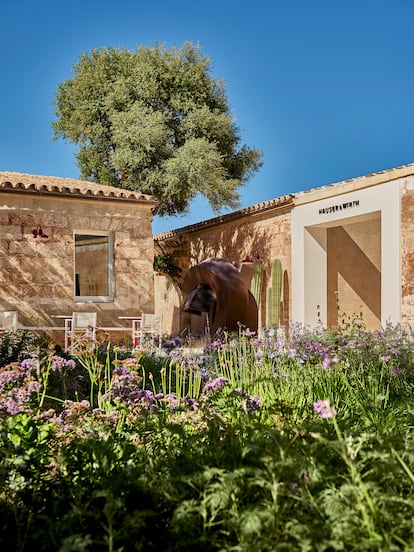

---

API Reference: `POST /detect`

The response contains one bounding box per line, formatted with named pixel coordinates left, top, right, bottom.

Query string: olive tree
left=53, top=42, right=263, bottom=216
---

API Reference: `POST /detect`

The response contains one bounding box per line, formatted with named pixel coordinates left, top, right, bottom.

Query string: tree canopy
left=53, top=42, right=263, bottom=216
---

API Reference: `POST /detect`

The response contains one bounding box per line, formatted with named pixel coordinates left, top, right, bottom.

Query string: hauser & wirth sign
left=318, top=200, right=360, bottom=215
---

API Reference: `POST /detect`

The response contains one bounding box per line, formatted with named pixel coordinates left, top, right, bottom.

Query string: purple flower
left=161, top=394, right=179, bottom=410
left=164, top=337, right=182, bottom=348
left=204, top=377, right=228, bottom=393
left=20, top=358, right=38, bottom=372
left=27, top=380, right=40, bottom=394
left=206, top=340, right=222, bottom=351
left=0, top=386, right=32, bottom=415
left=0, top=368, right=23, bottom=392
left=104, top=366, right=157, bottom=411
left=58, top=400, right=91, bottom=422
left=313, top=398, right=337, bottom=419
left=181, top=397, right=199, bottom=410
left=245, top=395, right=261, bottom=411
left=51, top=356, right=76, bottom=372
left=200, top=368, right=210, bottom=381
left=140, top=389, right=156, bottom=409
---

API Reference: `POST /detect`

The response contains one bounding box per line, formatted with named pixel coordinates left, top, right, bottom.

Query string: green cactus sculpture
left=266, top=286, right=273, bottom=326
left=267, top=259, right=283, bottom=327
left=250, top=262, right=264, bottom=306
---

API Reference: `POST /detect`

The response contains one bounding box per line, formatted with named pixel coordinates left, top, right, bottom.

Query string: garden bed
left=0, top=323, right=413, bottom=550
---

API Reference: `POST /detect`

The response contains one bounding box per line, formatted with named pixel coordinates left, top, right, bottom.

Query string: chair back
left=0, top=311, right=18, bottom=330
left=140, top=313, right=163, bottom=350
left=141, top=313, right=163, bottom=333
left=72, top=312, right=97, bottom=329
left=65, top=312, right=97, bottom=352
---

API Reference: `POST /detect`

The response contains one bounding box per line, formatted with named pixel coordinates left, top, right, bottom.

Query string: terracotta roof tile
left=0, top=172, right=156, bottom=204
left=155, top=194, right=294, bottom=239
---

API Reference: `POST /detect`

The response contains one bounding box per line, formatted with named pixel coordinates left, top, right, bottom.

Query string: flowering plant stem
left=331, top=416, right=381, bottom=543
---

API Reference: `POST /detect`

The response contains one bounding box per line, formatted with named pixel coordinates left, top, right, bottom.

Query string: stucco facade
left=0, top=172, right=156, bottom=344
left=156, top=163, right=414, bottom=335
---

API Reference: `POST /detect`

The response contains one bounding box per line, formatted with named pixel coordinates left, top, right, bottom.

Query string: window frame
left=73, top=230, right=114, bottom=303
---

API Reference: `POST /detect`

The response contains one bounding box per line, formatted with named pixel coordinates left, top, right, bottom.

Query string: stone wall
left=155, top=202, right=293, bottom=334
left=0, top=190, right=155, bottom=344
left=153, top=273, right=182, bottom=336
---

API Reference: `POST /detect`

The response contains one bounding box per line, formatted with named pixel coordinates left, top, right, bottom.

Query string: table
left=19, top=326, right=66, bottom=331
left=118, top=316, right=142, bottom=347
left=118, top=316, right=142, bottom=321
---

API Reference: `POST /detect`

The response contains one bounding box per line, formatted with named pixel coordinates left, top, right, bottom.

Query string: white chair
left=65, top=312, right=97, bottom=352
left=139, top=313, right=163, bottom=351
left=0, top=311, right=18, bottom=331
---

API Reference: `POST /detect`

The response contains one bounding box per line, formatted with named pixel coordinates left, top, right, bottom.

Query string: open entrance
left=305, top=212, right=382, bottom=330
left=292, top=180, right=400, bottom=329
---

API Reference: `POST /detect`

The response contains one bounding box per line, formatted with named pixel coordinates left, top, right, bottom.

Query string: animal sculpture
left=181, top=257, right=258, bottom=336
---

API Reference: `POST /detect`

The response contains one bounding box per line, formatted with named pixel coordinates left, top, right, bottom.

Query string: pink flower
left=313, top=398, right=337, bottom=419
left=322, top=355, right=339, bottom=371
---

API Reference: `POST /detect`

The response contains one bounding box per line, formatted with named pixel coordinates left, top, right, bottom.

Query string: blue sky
left=2, top=0, right=414, bottom=234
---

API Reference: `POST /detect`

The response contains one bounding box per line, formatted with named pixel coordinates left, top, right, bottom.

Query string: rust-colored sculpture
left=181, top=257, right=258, bottom=336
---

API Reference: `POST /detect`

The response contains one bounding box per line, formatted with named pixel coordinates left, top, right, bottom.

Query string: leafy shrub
left=0, top=330, right=36, bottom=366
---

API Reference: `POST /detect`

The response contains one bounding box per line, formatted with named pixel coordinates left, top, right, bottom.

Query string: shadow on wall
left=189, top=224, right=291, bottom=326
left=327, top=225, right=381, bottom=328
left=189, top=223, right=275, bottom=269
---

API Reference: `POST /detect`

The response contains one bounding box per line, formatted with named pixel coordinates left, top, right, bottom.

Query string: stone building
left=0, top=172, right=156, bottom=344
left=155, top=163, right=414, bottom=335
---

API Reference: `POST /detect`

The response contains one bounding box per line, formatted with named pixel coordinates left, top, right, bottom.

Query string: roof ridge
left=155, top=194, right=294, bottom=239
left=0, top=171, right=156, bottom=203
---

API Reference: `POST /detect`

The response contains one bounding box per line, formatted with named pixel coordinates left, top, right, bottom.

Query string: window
left=74, top=233, right=114, bottom=301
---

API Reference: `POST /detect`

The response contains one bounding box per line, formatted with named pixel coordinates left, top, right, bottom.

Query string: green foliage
left=0, top=330, right=36, bottom=366
left=74, top=345, right=113, bottom=409
left=53, top=42, right=263, bottom=216
left=153, top=253, right=182, bottom=280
